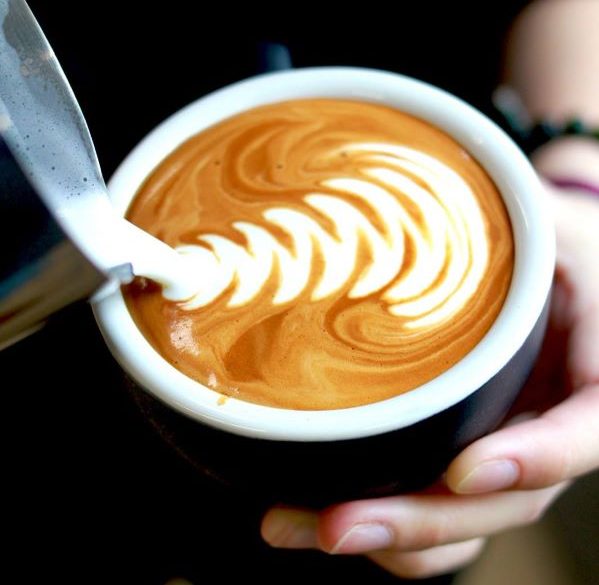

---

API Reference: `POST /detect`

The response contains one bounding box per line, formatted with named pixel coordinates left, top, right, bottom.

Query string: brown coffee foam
left=124, top=99, right=513, bottom=410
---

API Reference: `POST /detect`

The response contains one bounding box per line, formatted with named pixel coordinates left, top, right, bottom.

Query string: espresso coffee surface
left=124, top=99, right=513, bottom=409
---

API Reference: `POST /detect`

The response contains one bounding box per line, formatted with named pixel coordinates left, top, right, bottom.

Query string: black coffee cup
left=94, top=68, right=555, bottom=506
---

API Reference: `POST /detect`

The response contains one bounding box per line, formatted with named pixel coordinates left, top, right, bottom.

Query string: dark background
left=10, top=2, right=596, bottom=584
left=25, top=1, right=526, bottom=180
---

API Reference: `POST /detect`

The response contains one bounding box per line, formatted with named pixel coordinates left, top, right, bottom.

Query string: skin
left=260, top=0, right=599, bottom=578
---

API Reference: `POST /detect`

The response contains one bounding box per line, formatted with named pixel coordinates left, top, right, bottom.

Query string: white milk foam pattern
left=175, top=142, right=489, bottom=330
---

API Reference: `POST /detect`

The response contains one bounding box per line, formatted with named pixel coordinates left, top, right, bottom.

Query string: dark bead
left=539, top=121, right=560, bottom=138
left=564, top=119, right=587, bottom=135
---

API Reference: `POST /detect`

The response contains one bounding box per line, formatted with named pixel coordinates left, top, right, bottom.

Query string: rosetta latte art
left=177, top=142, right=488, bottom=330
left=124, top=99, right=513, bottom=410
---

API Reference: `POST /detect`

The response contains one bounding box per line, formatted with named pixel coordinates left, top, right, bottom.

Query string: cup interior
left=94, top=67, right=555, bottom=441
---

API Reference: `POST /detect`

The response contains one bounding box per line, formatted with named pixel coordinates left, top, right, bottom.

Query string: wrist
left=532, top=137, right=599, bottom=198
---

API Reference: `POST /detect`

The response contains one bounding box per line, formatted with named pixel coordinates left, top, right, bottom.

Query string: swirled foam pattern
left=124, top=99, right=513, bottom=409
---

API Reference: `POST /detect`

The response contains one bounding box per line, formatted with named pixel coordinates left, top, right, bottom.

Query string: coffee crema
left=124, top=99, right=513, bottom=410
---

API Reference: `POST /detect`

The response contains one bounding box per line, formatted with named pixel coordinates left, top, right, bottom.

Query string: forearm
left=505, top=0, right=599, bottom=126
left=505, top=0, right=599, bottom=186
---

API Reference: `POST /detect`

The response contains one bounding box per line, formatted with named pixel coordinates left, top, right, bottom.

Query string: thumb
left=446, top=384, right=599, bottom=494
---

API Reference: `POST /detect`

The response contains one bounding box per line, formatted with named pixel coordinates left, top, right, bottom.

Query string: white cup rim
left=93, top=66, right=555, bottom=441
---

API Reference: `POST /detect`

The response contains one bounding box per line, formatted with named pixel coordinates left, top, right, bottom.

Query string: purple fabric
left=547, top=177, right=599, bottom=197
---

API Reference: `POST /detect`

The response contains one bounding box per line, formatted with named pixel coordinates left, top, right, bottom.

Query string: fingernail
left=456, top=459, right=520, bottom=494
left=261, top=509, right=319, bottom=549
left=330, top=523, right=394, bottom=554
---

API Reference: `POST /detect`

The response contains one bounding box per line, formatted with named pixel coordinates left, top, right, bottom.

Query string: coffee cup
left=93, top=67, right=554, bottom=506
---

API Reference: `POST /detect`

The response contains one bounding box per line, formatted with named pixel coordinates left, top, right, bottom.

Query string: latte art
left=177, top=142, right=489, bottom=331
left=124, top=99, right=513, bottom=410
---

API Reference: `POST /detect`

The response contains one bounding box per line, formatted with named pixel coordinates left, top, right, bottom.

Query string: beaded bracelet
left=492, top=85, right=599, bottom=155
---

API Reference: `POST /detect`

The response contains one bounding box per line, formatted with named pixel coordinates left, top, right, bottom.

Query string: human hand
left=260, top=178, right=599, bottom=579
